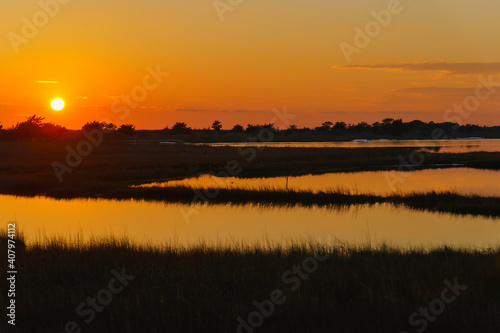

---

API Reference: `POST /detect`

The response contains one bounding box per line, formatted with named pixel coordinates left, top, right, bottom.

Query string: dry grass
left=1, top=235, right=499, bottom=332
left=1, top=140, right=500, bottom=198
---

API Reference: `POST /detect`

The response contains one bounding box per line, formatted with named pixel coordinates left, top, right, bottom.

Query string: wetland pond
left=2, top=193, right=499, bottom=250
left=191, top=138, right=500, bottom=153
left=136, top=168, right=500, bottom=197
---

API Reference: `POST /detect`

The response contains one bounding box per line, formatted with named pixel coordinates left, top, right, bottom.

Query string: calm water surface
left=137, top=168, right=500, bottom=197
left=192, top=139, right=500, bottom=153
left=1, top=195, right=499, bottom=249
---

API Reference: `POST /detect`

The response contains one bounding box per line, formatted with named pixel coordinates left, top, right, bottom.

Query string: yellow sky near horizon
left=1, top=0, right=500, bottom=129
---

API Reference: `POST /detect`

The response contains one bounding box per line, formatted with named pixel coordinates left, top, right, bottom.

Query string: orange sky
left=1, top=0, right=500, bottom=129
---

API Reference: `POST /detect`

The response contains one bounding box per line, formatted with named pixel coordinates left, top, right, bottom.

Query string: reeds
left=3, top=234, right=499, bottom=333
left=37, top=185, right=500, bottom=218
left=1, top=140, right=500, bottom=198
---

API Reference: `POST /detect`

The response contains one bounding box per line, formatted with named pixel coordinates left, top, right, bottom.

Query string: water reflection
left=136, top=168, right=500, bottom=197
left=1, top=195, right=499, bottom=249
left=192, top=139, right=500, bottom=153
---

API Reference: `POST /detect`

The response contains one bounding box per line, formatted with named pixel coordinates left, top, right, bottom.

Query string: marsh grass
left=10, top=184, right=500, bottom=218
left=62, top=186, right=500, bottom=218
left=2, top=140, right=500, bottom=198
left=2, top=234, right=500, bottom=332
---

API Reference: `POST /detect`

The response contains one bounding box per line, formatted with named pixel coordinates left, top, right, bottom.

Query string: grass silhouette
left=2, top=234, right=499, bottom=332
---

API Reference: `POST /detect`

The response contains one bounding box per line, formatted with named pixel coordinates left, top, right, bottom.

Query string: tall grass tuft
left=1, top=233, right=499, bottom=332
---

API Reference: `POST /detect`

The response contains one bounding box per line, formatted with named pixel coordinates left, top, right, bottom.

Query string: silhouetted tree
left=40, top=123, right=67, bottom=139
left=315, top=121, right=333, bottom=131
left=245, top=124, right=260, bottom=133
left=118, top=124, right=136, bottom=136
left=10, top=115, right=66, bottom=140
left=82, top=121, right=116, bottom=133
left=245, top=123, right=276, bottom=133
left=172, top=122, right=191, bottom=134
left=232, top=124, right=244, bottom=133
left=262, top=123, right=276, bottom=131
left=103, top=122, right=117, bottom=132
left=348, top=121, right=371, bottom=133
left=322, top=121, right=333, bottom=129
left=285, top=124, right=299, bottom=135
left=388, top=119, right=404, bottom=136
left=82, top=121, right=101, bottom=132
left=333, top=122, right=347, bottom=131
left=211, top=120, right=222, bottom=132
left=13, top=115, right=45, bottom=139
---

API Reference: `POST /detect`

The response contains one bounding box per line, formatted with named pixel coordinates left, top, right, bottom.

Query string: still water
left=1, top=195, right=499, bottom=249
left=192, top=139, right=500, bottom=153
left=136, top=168, right=500, bottom=197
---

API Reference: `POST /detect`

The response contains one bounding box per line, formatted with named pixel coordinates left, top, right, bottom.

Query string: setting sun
left=51, top=98, right=65, bottom=111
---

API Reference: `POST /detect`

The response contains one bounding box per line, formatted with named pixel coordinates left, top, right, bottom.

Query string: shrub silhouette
left=211, top=120, right=222, bottom=132
left=118, top=124, right=136, bottom=136
left=171, top=122, right=191, bottom=134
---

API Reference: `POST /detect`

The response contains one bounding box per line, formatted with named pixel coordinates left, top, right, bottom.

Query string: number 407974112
left=7, top=223, right=16, bottom=270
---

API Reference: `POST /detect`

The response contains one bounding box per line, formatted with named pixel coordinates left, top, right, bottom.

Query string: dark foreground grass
left=1, top=237, right=499, bottom=333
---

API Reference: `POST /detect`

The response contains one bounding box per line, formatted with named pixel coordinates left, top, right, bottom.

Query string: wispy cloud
left=332, top=62, right=500, bottom=75
left=377, top=110, right=419, bottom=115
left=174, top=108, right=250, bottom=113
left=222, top=109, right=249, bottom=113
left=102, top=95, right=119, bottom=100
left=319, top=111, right=351, bottom=114
left=319, top=110, right=419, bottom=116
left=392, top=85, right=500, bottom=96
left=140, top=105, right=178, bottom=112
left=176, top=108, right=203, bottom=112
left=36, top=80, right=58, bottom=84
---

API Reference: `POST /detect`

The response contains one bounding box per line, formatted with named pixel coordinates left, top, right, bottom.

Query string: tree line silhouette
left=0, top=115, right=497, bottom=141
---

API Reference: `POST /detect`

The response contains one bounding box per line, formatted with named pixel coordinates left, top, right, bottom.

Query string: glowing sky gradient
left=1, top=0, right=500, bottom=129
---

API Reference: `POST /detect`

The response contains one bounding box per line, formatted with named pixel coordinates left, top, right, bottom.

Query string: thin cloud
left=36, top=80, right=58, bottom=84
left=332, top=62, right=500, bottom=75
left=222, top=109, right=249, bottom=113
left=102, top=95, right=119, bottom=100
left=175, top=108, right=250, bottom=113
left=176, top=108, right=203, bottom=112
left=392, top=86, right=500, bottom=96
left=140, top=105, right=178, bottom=112
left=319, top=111, right=350, bottom=114
left=377, top=111, right=419, bottom=115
